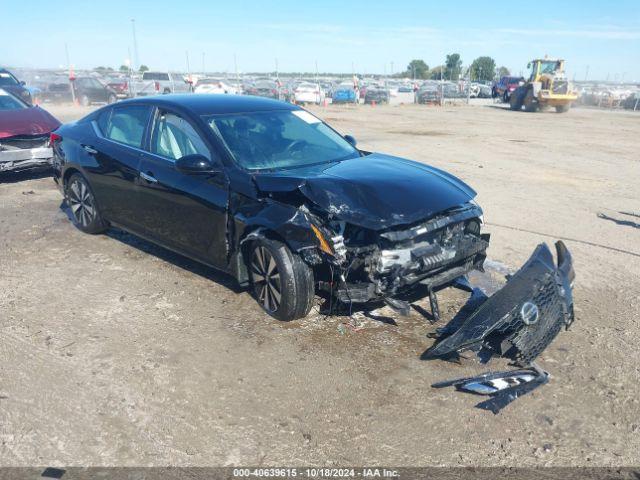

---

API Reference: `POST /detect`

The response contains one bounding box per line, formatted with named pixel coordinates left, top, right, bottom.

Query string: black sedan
left=51, top=94, right=577, bottom=403
left=52, top=94, right=490, bottom=320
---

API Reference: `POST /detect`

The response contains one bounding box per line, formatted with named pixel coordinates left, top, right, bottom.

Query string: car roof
left=117, top=94, right=300, bottom=115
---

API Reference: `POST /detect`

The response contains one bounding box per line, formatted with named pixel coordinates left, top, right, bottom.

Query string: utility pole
left=391, top=61, right=394, bottom=76
left=64, top=43, right=76, bottom=105
left=202, top=52, right=205, bottom=75
left=275, top=58, right=279, bottom=80
left=584, top=65, right=589, bottom=82
left=131, top=19, right=139, bottom=71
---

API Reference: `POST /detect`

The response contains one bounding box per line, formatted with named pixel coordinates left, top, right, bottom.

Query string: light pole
left=131, top=19, right=139, bottom=71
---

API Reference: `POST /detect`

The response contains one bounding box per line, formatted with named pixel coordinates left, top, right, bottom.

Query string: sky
left=2, top=0, right=639, bottom=81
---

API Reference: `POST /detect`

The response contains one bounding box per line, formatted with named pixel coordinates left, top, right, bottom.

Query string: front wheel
left=66, top=173, right=108, bottom=234
left=107, top=94, right=117, bottom=104
left=248, top=238, right=314, bottom=321
left=555, top=104, right=571, bottom=113
left=80, top=95, right=90, bottom=106
left=509, top=90, right=522, bottom=110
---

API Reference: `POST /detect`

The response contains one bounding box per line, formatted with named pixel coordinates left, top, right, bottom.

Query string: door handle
left=82, top=144, right=98, bottom=155
left=140, top=171, right=158, bottom=183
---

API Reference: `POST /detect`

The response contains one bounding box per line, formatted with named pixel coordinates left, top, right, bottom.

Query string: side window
left=151, top=112, right=209, bottom=161
left=100, top=105, right=151, bottom=148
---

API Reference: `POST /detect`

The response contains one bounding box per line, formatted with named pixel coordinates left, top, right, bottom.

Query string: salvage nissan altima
left=51, top=95, right=575, bottom=401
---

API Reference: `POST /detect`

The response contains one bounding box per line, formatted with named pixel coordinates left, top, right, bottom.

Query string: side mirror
left=20, top=81, right=26, bottom=86
left=344, top=135, right=357, bottom=147
left=175, top=154, right=219, bottom=174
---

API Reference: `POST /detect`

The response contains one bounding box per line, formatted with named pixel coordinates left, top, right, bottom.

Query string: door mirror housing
left=175, top=154, right=219, bottom=174
left=20, top=80, right=26, bottom=86
left=344, top=134, right=357, bottom=147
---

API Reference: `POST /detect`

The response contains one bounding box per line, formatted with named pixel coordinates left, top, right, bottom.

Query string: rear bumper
left=424, top=241, right=574, bottom=364
left=0, top=147, right=53, bottom=172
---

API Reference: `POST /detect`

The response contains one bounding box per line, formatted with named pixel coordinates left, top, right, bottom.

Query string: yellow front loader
left=510, top=58, right=578, bottom=113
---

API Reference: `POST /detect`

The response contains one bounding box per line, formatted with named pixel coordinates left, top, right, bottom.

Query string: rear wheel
left=107, top=94, right=117, bottom=104
left=248, top=238, right=314, bottom=321
left=503, top=91, right=510, bottom=103
left=66, top=173, right=107, bottom=234
left=80, top=95, right=90, bottom=106
left=555, top=104, right=571, bottom=113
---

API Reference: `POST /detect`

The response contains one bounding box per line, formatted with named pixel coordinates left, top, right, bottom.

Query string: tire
left=107, top=94, right=117, bottom=104
left=523, top=89, right=538, bottom=112
left=503, top=91, right=509, bottom=103
left=248, top=238, right=314, bottom=321
left=80, top=95, right=90, bottom=106
left=509, top=89, right=523, bottom=110
left=555, top=104, right=571, bottom=113
left=65, top=173, right=108, bottom=234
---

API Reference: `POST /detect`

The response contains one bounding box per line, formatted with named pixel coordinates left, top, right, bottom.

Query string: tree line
left=405, top=55, right=510, bottom=82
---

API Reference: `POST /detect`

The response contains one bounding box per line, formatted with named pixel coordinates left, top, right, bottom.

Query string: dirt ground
left=1, top=101, right=639, bottom=467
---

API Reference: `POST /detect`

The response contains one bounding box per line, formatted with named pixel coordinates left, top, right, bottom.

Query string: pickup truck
left=131, top=72, right=192, bottom=96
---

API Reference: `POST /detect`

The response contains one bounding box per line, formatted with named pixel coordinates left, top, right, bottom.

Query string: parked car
left=364, top=88, right=390, bottom=104
left=131, top=71, right=192, bottom=96
left=493, top=76, right=524, bottom=102
left=477, top=84, right=493, bottom=98
left=416, top=85, right=441, bottom=104
left=194, top=78, right=238, bottom=95
left=40, top=77, right=118, bottom=106
left=332, top=83, right=358, bottom=104
left=294, top=82, right=325, bottom=104
left=0, top=88, right=61, bottom=173
left=0, top=68, right=32, bottom=105
left=622, top=92, right=640, bottom=110
left=50, top=94, right=575, bottom=388
left=106, top=77, right=132, bottom=99
left=245, top=80, right=281, bottom=100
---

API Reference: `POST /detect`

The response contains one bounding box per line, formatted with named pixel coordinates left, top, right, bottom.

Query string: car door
left=137, top=108, right=229, bottom=268
left=90, top=78, right=109, bottom=102
left=87, top=104, right=152, bottom=231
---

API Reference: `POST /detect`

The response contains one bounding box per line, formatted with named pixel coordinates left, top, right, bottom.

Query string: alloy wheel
left=68, top=179, right=96, bottom=228
left=251, top=246, right=282, bottom=313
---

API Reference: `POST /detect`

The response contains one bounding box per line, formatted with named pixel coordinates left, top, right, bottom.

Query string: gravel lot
left=1, top=101, right=639, bottom=467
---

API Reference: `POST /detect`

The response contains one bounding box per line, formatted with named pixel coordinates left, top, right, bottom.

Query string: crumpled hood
left=0, top=106, right=61, bottom=139
left=253, top=153, right=477, bottom=230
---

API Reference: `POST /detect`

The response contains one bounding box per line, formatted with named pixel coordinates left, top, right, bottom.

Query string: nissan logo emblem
left=520, top=302, right=539, bottom=325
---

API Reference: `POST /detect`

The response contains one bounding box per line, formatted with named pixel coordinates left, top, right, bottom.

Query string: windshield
left=0, top=72, right=20, bottom=86
left=204, top=109, right=359, bottom=171
left=0, top=90, right=27, bottom=110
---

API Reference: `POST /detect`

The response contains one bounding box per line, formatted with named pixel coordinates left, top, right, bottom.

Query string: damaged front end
left=315, top=202, right=489, bottom=306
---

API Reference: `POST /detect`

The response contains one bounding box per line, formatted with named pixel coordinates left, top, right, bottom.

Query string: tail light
left=271, top=89, right=277, bottom=95
left=49, top=132, right=61, bottom=147
left=124, top=81, right=128, bottom=91
left=154, top=81, right=160, bottom=92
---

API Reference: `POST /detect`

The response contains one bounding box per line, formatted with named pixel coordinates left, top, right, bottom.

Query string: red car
left=0, top=88, right=61, bottom=173
left=492, top=76, right=524, bottom=102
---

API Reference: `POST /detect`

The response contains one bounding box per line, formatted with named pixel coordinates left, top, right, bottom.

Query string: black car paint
left=52, top=94, right=480, bottom=289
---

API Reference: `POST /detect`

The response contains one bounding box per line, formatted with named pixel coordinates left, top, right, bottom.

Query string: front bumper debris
left=432, top=364, right=550, bottom=414
left=425, top=241, right=575, bottom=410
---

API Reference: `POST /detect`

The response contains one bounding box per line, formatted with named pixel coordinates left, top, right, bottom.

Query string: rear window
left=0, top=72, right=19, bottom=86
left=0, top=90, right=27, bottom=110
left=97, top=105, right=151, bottom=148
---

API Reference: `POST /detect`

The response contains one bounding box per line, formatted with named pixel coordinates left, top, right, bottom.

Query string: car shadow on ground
left=0, top=169, right=52, bottom=184
left=597, top=212, right=640, bottom=230
left=59, top=201, right=244, bottom=294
